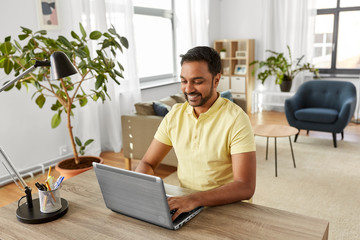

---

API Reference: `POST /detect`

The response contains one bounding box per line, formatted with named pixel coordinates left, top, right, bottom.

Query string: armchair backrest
left=295, top=80, right=357, bottom=110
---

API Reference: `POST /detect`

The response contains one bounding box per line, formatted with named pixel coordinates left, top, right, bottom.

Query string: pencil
left=46, top=182, right=56, bottom=202
left=48, top=166, right=52, bottom=178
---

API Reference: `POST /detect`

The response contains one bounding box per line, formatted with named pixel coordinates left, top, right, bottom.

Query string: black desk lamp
left=0, top=51, right=77, bottom=223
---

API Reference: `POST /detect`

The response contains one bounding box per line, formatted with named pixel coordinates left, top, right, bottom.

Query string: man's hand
left=167, top=195, right=200, bottom=221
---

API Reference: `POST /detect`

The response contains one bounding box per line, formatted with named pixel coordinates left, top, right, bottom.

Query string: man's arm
left=168, top=151, right=256, bottom=220
left=135, top=138, right=172, bottom=175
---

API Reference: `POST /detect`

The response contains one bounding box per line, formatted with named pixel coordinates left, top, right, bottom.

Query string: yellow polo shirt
left=154, top=96, right=255, bottom=191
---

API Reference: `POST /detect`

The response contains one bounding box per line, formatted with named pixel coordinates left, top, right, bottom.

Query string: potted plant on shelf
left=250, top=45, right=319, bottom=92
left=220, top=48, right=227, bottom=59
left=0, top=23, right=128, bottom=179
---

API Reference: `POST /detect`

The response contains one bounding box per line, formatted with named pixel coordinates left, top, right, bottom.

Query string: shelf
left=214, top=39, right=255, bottom=113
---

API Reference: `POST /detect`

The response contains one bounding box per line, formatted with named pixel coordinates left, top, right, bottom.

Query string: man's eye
left=194, top=81, right=203, bottom=85
left=181, top=80, right=187, bottom=84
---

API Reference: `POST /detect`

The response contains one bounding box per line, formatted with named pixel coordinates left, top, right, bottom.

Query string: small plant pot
left=220, top=52, right=226, bottom=59
left=55, top=156, right=103, bottom=180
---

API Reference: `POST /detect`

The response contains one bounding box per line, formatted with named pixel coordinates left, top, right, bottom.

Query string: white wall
left=209, top=0, right=263, bottom=59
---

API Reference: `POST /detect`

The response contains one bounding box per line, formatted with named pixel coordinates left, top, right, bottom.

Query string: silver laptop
left=93, top=163, right=203, bottom=230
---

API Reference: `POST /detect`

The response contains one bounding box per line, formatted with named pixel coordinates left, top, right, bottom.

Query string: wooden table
left=253, top=124, right=299, bottom=177
left=0, top=169, right=328, bottom=240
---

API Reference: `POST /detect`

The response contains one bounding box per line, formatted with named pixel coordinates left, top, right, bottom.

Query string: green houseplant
left=250, top=45, right=319, bottom=92
left=0, top=24, right=128, bottom=178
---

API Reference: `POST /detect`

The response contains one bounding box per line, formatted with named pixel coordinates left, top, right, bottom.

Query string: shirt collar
left=185, top=93, right=225, bottom=118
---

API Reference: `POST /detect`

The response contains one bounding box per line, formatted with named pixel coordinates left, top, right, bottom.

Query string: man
left=136, top=46, right=256, bottom=221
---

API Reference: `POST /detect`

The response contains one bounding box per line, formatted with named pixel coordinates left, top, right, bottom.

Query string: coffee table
left=253, top=124, right=299, bottom=177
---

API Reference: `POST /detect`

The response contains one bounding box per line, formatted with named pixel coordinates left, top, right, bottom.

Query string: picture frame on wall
left=37, top=0, right=60, bottom=30
left=234, top=65, right=247, bottom=75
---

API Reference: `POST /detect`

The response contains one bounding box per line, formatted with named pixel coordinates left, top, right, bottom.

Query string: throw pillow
left=159, top=96, right=177, bottom=107
left=170, top=93, right=186, bottom=103
left=135, top=102, right=155, bottom=115
left=220, top=90, right=234, bottom=102
left=153, top=101, right=171, bottom=117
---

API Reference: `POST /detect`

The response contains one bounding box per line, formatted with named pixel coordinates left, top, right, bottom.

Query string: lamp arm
left=0, top=147, right=27, bottom=188
left=0, top=65, right=36, bottom=93
left=0, top=147, right=33, bottom=208
left=0, top=60, right=51, bottom=93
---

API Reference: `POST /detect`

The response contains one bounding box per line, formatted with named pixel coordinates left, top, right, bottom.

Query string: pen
left=35, top=182, right=45, bottom=191
left=54, top=176, right=64, bottom=189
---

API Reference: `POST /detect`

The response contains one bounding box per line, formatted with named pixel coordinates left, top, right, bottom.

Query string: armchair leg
left=306, top=130, right=309, bottom=135
left=341, top=131, right=344, bottom=140
left=332, top=133, right=337, bottom=148
left=294, top=132, right=299, bottom=142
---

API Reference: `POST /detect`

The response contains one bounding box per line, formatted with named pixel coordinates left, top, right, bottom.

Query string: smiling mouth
left=185, top=93, right=201, bottom=102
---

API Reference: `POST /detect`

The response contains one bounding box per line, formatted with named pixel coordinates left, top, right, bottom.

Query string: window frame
left=133, top=1, right=177, bottom=83
left=316, top=0, right=360, bottom=75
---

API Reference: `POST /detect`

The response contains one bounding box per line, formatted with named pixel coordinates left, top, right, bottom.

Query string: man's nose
left=185, top=82, right=195, bottom=93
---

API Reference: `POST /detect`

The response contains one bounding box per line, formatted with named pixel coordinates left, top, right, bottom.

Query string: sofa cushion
left=170, top=93, right=186, bottom=103
left=159, top=96, right=177, bottom=107
left=153, top=101, right=171, bottom=116
left=135, top=101, right=155, bottom=115
left=220, top=90, right=234, bottom=102
left=295, top=108, right=338, bottom=123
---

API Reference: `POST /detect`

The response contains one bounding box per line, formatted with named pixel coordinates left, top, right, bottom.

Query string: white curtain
left=70, top=0, right=141, bottom=156
left=174, top=0, right=210, bottom=60
left=256, top=0, right=317, bottom=109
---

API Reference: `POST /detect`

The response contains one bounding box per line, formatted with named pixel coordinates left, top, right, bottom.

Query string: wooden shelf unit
left=214, top=39, right=255, bottom=113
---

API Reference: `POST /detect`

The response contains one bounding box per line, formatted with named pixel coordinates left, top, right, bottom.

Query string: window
left=133, top=0, right=176, bottom=82
left=313, top=0, right=360, bottom=75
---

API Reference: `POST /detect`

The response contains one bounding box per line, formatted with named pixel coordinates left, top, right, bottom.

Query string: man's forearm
left=190, top=180, right=255, bottom=207
left=135, top=160, right=155, bottom=175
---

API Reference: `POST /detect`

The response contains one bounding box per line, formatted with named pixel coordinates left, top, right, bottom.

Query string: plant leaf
left=51, top=112, right=61, bottom=128
left=35, top=94, right=46, bottom=108
left=3, top=58, right=13, bottom=75
left=79, top=96, right=88, bottom=107
left=90, top=31, right=102, bottom=40
left=79, top=23, right=87, bottom=40
left=95, top=75, right=104, bottom=90
left=71, top=31, right=81, bottom=41
left=58, top=35, right=73, bottom=50
left=0, top=42, right=13, bottom=54
left=84, top=139, right=94, bottom=146
left=120, top=37, right=129, bottom=49
left=75, top=136, right=82, bottom=146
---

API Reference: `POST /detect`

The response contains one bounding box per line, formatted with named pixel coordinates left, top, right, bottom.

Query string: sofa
left=121, top=91, right=247, bottom=168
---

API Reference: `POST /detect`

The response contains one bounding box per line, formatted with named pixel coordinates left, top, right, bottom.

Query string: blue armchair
left=285, top=80, right=357, bottom=147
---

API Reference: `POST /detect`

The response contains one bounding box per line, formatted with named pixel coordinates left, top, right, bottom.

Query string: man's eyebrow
left=180, top=76, right=205, bottom=81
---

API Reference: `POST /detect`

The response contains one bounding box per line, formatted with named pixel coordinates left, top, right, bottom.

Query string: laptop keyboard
left=170, top=209, right=177, bottom=216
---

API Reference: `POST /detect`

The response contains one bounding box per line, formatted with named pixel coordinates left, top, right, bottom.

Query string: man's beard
left=184, top=79, right=214, bottom=107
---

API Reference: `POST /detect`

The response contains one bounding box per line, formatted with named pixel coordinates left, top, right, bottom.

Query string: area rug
left=164, top=136, right=360, bottom=240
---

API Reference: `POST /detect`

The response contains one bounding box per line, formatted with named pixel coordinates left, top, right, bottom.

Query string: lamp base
left=16, top=198, right=68, bottom=224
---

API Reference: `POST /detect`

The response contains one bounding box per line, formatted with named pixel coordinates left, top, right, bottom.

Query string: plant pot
left=280, top=81, right=292, bottom=92
left=220, top=52, right=226, bottom=59
left=55, top=156, right=103, bottom=180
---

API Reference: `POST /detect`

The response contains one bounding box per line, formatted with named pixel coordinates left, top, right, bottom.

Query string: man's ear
left=213, top=73, right=221, bottom=88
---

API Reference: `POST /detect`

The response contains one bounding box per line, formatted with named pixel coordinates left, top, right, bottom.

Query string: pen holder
left=38, top=187, right=62, bottom=213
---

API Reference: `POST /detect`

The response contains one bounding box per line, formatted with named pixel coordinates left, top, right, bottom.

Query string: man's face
left=180, top=61, right=219, bottom=108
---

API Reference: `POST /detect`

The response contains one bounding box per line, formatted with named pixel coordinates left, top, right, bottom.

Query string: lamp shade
left=50, top=51, right=78, bottom=80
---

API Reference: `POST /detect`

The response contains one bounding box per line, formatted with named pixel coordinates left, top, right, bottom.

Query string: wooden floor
left=1, top=111, right=359, bottom=207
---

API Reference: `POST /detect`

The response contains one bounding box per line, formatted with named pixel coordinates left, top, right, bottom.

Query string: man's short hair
left=180, top=46, right=221, bottom=77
